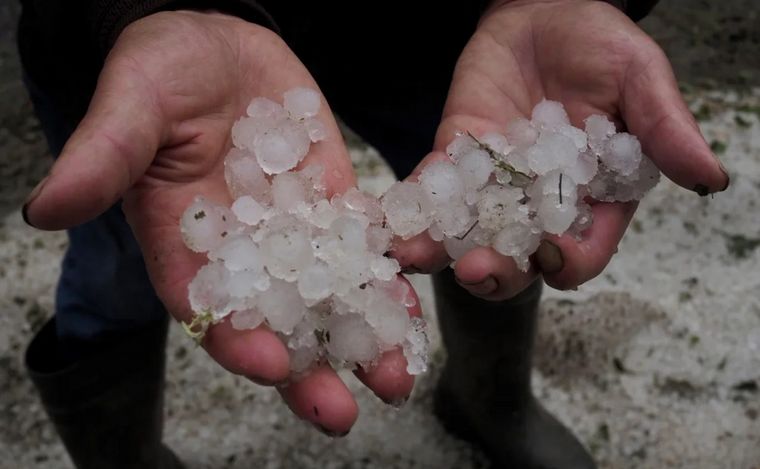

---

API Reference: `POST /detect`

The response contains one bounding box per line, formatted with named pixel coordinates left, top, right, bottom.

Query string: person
left=17, top=1, right=728, bottom=468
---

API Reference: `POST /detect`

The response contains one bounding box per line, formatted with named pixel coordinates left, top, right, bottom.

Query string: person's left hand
left=393, top=0, right=729, bottom=300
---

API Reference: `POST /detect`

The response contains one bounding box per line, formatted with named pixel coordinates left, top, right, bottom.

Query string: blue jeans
left=27, top=75, right=444, bottom=348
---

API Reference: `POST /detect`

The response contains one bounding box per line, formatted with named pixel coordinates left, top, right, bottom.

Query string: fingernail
left=22, top=176, right=48, bottom=227
left=401, top=264, right=422, bottom=275
left=717, top=160, right=731, bottom=192
left=456, top=275, right=497, bottom=295
left=21, top=204, right=33, bottom=227
left=25, top=176, right=48, bottom=205
left=249, top=376, right=280, bottom=386
left=382, top=395, right=409, bottom=409
left=314, top=423, right=350, bottom=438
left=536, top=240, right=564, bottom=274
left=693, top=184, right=710, bottom=197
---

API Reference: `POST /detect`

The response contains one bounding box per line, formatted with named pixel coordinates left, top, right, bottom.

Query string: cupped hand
left=22, top=11, right=418, bottom=435
left=393, top=0, right=729, bottom=300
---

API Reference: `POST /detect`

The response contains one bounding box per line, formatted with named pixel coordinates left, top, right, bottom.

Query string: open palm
left=394, top=0, right=728, bottom=300
left=24, top=11, right=418, bottom=435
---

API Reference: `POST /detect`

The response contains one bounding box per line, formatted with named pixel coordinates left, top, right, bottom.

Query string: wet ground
left=1, top=2, right=759, bottom=468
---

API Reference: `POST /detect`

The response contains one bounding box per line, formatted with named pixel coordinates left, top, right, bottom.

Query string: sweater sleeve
left=85, top=0, right=277, bottom=55
left=603, top=0, right=661, bottom=21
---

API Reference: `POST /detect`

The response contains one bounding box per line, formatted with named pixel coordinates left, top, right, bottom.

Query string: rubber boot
left=433, top=269, right=596, bottom=469
left=25, top=317, right=183, bottom=469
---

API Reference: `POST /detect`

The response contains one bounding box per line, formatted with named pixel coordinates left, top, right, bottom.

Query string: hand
left=22, top=11, right=419, bottom=435
left=393, top=0, right=729, bottom=300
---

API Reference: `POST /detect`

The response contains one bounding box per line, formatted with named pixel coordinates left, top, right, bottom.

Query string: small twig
left=456, top=220, right=479, bottom=240
left=559, top=173, right=563, bottom=205
left=464, top=131, right=532, bottom=186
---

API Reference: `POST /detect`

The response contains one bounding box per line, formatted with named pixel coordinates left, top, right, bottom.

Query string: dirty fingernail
left=249, top=376, right=281, bottom=386
left=401, top=264, right=422, bottom=275
left=22, top=176, right=48, bottom=227
left=717, top=160, right=731, bottom=191
left=693, top=183, right=710, bottom=197
left=21, top=204, right=33, bottom=227
left=536, top=240, right=564, bottom=274
left=382, top=395, right=410, bottom=409
left=456, top=275, right=497, bottom=296
left=314, top=423, right=350, bottom=438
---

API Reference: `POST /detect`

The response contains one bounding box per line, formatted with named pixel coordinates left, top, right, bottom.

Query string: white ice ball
left=326, top=313, right=379, bottom=364
left=283, top=87, right=321, bottom=120
left=531, top=99, right=570, bottom=129
left=180, top=197, right=241, bottom=253
left=381, top=182, right=434, bottom=239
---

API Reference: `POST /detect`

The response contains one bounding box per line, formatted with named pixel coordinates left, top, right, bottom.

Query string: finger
left=201, top=319, right=291, bottom=385
left=278, top=365, right=358, bottom=436
left=537, top=200, right=637, bottom=290
left=453, top=246, right=538, bottom=301
left=354, top=276, right=422, bottom=405
left=621, top=40, right=729, bottom=195
left=392, top=230, right=451, bottom=274
left=354, top=349, right=414, bottom=407
left=23, top=61, right=165, bottom=230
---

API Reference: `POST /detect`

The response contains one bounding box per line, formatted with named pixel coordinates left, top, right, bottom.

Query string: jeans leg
left=55, top=205, right=167, bottom=341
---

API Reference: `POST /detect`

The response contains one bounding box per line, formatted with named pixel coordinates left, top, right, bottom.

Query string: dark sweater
left=16, top=0, right=659, bottom=136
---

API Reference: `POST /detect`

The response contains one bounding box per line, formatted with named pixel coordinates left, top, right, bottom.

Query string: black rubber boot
left=433, top=269, right=595, bottom=469
left=25, top=317, right=183, bottom=469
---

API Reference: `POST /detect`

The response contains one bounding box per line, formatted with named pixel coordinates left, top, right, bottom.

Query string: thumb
left=23, top=61, right=165, bottom=230
left=621, top=40, right=729, bottom=195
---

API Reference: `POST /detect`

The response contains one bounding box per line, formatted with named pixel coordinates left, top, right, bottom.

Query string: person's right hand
left=391, top=0, right=729, bottom=301
left=22, top=10, right=419, bottom=435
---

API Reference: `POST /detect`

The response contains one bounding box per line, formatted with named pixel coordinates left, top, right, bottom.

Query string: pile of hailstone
left=180, top=88, right=428, bottom=376
left=381, top=100, right=660, bottom=271
left=180, top=89, right=660, bottom=378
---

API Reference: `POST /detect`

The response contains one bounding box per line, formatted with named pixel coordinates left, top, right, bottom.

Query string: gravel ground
left=1, top=2, right=760, bottom=469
